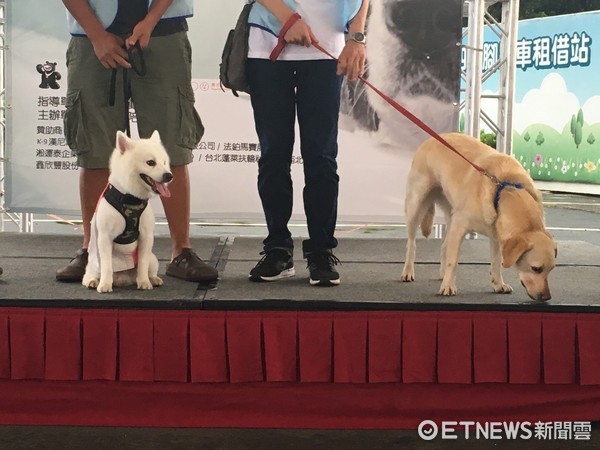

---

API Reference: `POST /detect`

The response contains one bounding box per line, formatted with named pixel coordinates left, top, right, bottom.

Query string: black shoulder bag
left=219, top=1, right=255, bottom=97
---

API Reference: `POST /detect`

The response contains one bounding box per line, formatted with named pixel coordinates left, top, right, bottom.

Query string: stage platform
left=0, top=233, right=599, bottom=311
left=1, top=232, right=600, bottom=430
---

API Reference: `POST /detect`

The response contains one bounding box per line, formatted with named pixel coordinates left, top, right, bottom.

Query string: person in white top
left=247, top=0, right=369, bottom=287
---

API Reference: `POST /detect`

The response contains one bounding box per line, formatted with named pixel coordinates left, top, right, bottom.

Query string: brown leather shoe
left=166, top=248, right=219, bottom=282
left=56, top=248, right=88, bottom=282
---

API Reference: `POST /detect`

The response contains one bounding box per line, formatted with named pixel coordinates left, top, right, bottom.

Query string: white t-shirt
left=248, top=0, right=346, bottom=60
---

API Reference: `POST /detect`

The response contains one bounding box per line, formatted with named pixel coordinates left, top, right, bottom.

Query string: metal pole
left=496, top=0, right=519, bottom=155
left=464, top=0, right=485, bottom=138
left=0, top=0, right=6, bottom=229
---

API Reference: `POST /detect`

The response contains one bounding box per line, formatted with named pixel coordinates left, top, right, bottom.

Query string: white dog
left=82, top=131, right=173, bottom=293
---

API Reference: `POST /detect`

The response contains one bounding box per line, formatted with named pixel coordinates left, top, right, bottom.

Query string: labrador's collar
left=493, top=181, right=523, bottom=211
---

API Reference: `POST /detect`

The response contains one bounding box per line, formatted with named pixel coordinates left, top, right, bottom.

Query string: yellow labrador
left=401, top=132, right=557, bottom=301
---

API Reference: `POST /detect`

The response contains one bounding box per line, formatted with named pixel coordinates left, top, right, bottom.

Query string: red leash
left=269, top=15, right=500, bottom=185
left=269, top=13, right=302, bottom=61
left=312, top=43, right=500, bottom=183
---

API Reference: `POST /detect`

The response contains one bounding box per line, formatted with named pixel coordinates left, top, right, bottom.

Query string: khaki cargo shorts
left=64, top=32, right=203, bottom=168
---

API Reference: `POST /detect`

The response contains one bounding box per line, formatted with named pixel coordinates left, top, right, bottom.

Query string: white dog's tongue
left=156, top=182, right=171, bottom=198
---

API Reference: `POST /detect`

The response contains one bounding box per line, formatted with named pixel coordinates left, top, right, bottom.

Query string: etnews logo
left=418, top=420, right=592, bottom=441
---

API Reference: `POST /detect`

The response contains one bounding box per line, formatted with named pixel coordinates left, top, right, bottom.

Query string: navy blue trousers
left=247, top=58, right=342, bottom=257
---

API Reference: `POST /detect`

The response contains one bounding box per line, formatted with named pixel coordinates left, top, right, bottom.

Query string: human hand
left=90, top=31, right=130, bottom=69
left=284, top=18, right=318, bottom=47
left=337, top=40, right=366, bottom=81
left=126, top=19, right=154, bottom=49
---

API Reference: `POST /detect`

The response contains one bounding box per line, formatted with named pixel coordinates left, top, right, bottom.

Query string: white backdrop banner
left=6, top=0, right=461, bottom=222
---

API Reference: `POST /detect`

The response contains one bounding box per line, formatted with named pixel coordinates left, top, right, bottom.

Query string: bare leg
left=161, top=164, right=219, bottom=282
left=160, top=164, right=191, bottom=260
left=80, top=168, right=109, bottom=248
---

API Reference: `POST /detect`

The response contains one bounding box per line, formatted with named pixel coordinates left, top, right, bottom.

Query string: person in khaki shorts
left=57, top=0, right=219, bottom=283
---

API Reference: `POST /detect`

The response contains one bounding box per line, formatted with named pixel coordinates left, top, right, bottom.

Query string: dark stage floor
left=1, top=424, right=599, bottom=450
left=1, top=233, right=598, bottom=311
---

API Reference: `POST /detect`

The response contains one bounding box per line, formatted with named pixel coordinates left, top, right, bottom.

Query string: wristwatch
left=346, top=32, right=366, bottom=44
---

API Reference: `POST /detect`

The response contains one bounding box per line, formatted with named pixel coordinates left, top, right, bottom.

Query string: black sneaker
left=249, top=249, right=295, bottom=282
left=307, top=252, right=341, bottom=286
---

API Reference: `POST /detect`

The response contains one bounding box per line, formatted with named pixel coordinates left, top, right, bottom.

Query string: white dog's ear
left=501, top=235, right=532, bottom=268
left=149, top=130, right=161, bottom=143
left=116, top=131, right=131, bottom=154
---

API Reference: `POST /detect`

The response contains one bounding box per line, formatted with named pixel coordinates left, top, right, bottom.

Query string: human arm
left=337, top=0, right=370, bottom=81
left=256, top=0, right=317, bottom=47
left=62, top=0, right=130, bottom=69
left=126, top=0, right=175, bottom=49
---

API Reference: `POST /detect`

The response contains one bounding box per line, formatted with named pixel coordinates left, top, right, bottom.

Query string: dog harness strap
left=269, top=13, right=302, bottom=61
left=103, top=184, right=148, bottom=245
left=493, top=181, right=523, bottom=211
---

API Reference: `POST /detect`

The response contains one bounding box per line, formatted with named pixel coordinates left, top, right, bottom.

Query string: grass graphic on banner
left=514, top=121, right=600, bottom=184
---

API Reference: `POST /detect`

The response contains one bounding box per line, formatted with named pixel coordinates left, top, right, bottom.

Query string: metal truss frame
left=462, top=0, right=520, bottom=154
left=0, top=0, right=34, bottom=232
left=437, top=0, right=519, bottom=239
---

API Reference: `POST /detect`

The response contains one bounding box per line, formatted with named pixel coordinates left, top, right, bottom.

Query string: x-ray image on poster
left=340, top=0, right=462, bottom=152
left=6, top=0, right=463, bottom=222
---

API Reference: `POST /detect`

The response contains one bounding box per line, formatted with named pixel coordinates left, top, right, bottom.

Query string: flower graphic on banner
left=561, top=164, right=570, bottom=174
left=584, top=161, right=597, bottom=172
left=534, top=154, right=543, bottom=165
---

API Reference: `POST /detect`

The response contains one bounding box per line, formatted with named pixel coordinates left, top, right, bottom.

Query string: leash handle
left=310, top=42, right=499, bottom=183
left=108, top=40, right=146, bottom=136
left=127, top=41, right=147, bottom=77
left=269, top=13, right=302, bottom=61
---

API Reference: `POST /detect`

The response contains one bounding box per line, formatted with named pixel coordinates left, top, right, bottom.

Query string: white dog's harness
left=87, top=185, right=148, bottom=274
left=103, top=184, right=148, bottom=244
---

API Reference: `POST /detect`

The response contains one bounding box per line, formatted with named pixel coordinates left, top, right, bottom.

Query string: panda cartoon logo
left=36, top=61, right=62, bottom=90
